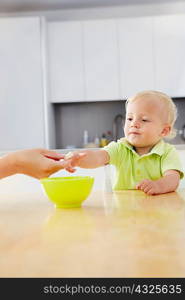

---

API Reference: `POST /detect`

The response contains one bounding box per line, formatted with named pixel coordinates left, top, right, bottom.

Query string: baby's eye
left=127, top=117, right=132, bottom=121
left=142, top=119, right=149, bottom=122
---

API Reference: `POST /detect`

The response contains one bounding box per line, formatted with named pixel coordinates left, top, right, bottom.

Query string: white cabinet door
left=0, top=17, right=45, bottom=150
left=48, top=21, right=85, bottom=102
left=83, top=19, right=120, bottom=101
left=154, top=15, right=185, bottom=97
left=117, top=17, right=154, bottom=99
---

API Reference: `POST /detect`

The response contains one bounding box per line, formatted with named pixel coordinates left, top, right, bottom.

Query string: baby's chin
left=126, top=136, right=160, bottom=149
left=126, top=136, right=142, bottom=145
left=126, top=137, right=147, bottom=148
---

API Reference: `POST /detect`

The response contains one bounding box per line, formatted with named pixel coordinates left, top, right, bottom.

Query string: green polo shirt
left=104, top=138, right=184, bottom=190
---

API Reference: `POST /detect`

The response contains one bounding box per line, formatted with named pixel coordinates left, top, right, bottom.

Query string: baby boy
left=64, top=90, right=183, bottom=195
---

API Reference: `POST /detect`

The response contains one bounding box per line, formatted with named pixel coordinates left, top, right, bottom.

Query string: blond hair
left=125, top=90, right=177, bottom=139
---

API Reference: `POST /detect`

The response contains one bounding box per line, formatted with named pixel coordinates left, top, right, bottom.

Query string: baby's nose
left=131, top=120, right=140, bottom=128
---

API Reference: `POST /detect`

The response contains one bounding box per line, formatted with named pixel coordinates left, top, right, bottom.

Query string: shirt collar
left=118, top=138, right=166, bottom=157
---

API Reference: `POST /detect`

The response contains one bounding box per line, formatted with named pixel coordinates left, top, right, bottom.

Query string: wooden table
left=0, top=189, right=185, bottom=278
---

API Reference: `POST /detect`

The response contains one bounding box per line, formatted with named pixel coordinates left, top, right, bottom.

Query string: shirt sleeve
left=103, top=141, right=124, bottom=166
left=161, top=147, right=184, bottom=179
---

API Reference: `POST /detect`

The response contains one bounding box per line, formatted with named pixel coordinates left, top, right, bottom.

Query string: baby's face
left=124, top=96, right=169, bottom=149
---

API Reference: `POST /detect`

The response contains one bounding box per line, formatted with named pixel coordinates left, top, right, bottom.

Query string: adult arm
left=0, top=148, right=76, bottom=179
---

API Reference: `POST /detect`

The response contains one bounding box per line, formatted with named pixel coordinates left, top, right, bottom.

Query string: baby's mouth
left=129, top=131, right=140, bottom=135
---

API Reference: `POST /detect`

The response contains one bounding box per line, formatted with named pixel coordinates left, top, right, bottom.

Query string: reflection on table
left=0, top=189, right=185, bottom=277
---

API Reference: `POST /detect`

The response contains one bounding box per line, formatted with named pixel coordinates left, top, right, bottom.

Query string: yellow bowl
left=40, top=176, right=94, bottom=208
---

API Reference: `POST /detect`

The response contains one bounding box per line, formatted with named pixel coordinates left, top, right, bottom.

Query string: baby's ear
left=161, top=124, right=171, bottom=137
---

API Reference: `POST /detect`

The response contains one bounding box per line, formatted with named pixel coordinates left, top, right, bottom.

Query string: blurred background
left=1, top=0, right=185, bottom=151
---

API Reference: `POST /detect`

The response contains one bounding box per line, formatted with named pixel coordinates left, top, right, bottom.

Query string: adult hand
left=3, top=148, right=69, bottom=179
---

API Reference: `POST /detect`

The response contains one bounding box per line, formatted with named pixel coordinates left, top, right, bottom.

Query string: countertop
left=0, top=188, right=185, bottom=277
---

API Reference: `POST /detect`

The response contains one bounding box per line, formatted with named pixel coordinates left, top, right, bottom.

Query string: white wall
left=0, top=17, right=46, bottom=151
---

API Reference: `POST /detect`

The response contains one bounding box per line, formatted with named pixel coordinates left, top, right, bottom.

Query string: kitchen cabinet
left=83, top=19, right=120, bottom=101
left=0, top=17, right=45, bottom=150
left=49, top=17, right=154, bottom=102
left=154, top=15, right=185, bottom=97
left=48, top=21, right=85, bottom=102
left=117, top=17, right=154, bottom=99
left=48, top=19, right=120, bottom=102
left=48, top=14, right=185, bottom=104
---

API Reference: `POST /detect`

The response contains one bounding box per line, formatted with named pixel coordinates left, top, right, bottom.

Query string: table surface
left=0, top=189, right=185, bottom=278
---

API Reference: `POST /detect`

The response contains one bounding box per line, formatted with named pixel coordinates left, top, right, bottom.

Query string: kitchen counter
left=0, top=188, right=185, bottom=277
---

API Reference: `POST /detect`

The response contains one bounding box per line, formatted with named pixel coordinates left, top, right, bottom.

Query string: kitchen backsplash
left=54, top=98, right=185, bottom=149
left=172, top=98, right=185, bottom=144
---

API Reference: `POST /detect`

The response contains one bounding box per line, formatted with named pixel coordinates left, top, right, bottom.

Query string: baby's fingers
left=136, top=183, right=141, bottom=190
left=65, top=152, right=86, bottom=161
left=136, top=181, right=147, bottom=190
left=143, top=185, right=152, bottom=193
left=136, top=179, right=151, bottom=188
left=65, top=167, right=76, bottom=173
left=66, top=153, right=86, bottom=167
left=146, top=189, right=155, bottom=195
left=71, top=152, right=86, bottom=160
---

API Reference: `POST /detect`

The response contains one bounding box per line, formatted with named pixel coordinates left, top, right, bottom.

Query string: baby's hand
left=64, top=152, right=87, bottom=173
left=136, top=179, right=161, bottom=195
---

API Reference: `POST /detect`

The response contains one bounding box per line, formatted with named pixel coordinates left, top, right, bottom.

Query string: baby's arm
left=136, top=170, right=180, bottom=195
left=64, top=149, right=110, bottom=172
